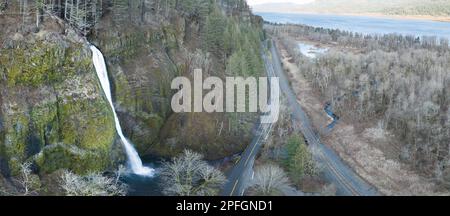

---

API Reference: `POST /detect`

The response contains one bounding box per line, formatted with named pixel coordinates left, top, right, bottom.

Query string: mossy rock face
left=89, top=13, right=262, bottom=159
left=0, top=41, right=90, bottom=87
left=0, top=32, right=116, bottom=176
left=56, top=75, right=115, bottom=152
left=91, top=23, right=183, bottom=154
left=34, top=144, right=110, bottom=175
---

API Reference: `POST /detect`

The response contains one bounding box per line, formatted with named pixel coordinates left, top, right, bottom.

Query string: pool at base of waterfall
left=122, top=156, right=163, bottom=196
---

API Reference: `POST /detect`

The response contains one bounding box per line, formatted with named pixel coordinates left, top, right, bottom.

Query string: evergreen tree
left=284, top=135, right=316, bottom=183
left=204, top=6, right=226, bottom=61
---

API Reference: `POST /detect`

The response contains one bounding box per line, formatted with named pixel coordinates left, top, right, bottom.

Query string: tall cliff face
left=0, top=22, right=118, bottom=176
left=90, top=0, right=264, bottom=160
left=0, top=0, right=264, bottom=180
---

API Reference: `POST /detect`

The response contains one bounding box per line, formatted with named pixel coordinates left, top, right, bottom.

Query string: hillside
left=0, top=0, right=264, bottom=195
left=252, top=0, right=450, bottom=18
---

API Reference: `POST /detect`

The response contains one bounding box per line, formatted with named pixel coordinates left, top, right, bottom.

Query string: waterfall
left=90, top=45, right=154, bottom=177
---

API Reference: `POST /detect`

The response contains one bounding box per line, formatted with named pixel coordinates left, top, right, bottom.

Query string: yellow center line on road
left=230, top=179, right=239, bottom=196
left=242, top=122, right=267, bottom=166
left=235, top=157, right=241, bottom=164
left=244, top=123, right=274, bottom=166
left=319, top=151, right=360, bottom=196
left=244, top=141, right=259, bottom=166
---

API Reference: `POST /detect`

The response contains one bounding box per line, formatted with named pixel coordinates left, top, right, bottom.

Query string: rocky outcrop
left=90, top=1, right=263, bottom=159
left=0, top=26, right=118, bottom=176
left=0, top=0, right=264, bottom=180
left=92, top=22, right=181, bottom=154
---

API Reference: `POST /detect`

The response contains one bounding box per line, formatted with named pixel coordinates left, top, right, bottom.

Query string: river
left=257, top=12, right=450, bottom=39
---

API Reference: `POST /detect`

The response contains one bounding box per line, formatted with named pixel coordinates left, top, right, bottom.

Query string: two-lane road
left=220, top=47, right=278, bottom=196
left=220, top=122, right=273, bottom=196
left=268, top=39, right=379, bottom=196
left=221, top=39, right=379, bottom=196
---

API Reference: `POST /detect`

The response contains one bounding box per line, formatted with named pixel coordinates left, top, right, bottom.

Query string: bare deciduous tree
left=267, top=23, right=450, bottom=182
left=0, top=162, right=40, bottom=196
left=251, top=164, right=290, bottom=196
left=16, top=162, right=41, bottom=196
left=160, top=150, right=226, bottom=196
left=60, top=169, right=127, bottom=196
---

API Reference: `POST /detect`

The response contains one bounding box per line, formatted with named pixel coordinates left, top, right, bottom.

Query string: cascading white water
left=90, top=45, right=154, bottom=177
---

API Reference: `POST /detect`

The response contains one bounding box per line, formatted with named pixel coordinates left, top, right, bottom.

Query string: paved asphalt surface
left=220, top=49, right=277, bottom=196
left=268, top=40, right=379, bottom=196
left=220, top=122, right=274, bottom=196
left=221, top=40, right=379, bottom=196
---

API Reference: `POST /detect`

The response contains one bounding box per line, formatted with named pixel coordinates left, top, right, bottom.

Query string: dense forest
left=0, top=0, right=266, bottom=195
left=266, top=23, right=450, bottom=184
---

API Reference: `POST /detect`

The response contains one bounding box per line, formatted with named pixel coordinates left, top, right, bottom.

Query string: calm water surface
left=257, top=12, right=450, bottom=39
